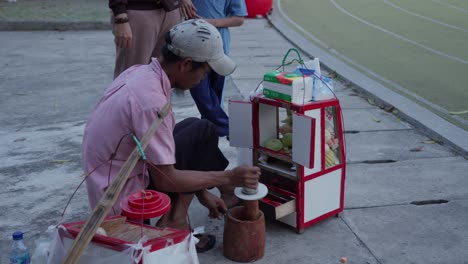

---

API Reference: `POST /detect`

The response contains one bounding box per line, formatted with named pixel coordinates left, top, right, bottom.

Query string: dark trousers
left=145, top=118, right=228, bottom=225
left=189, top=70, right=229, bottom=137
left=173, top=117, right=229, bottom=171
left=148, top=117, right=229, bottom=191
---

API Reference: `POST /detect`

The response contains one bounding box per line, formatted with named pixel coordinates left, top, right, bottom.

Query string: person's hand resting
left=228, top=165, right=261, bottom=189
left=197, top=189, right=227, bottom=219
left=180, top=0, right=198, bottom=19
left=113, top=14, right=132, bottom=49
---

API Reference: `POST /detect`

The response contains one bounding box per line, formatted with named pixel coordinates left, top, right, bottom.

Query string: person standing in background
left=110, top=0, right=198, bottom=78
left=188, top=0, right=247, bottom=138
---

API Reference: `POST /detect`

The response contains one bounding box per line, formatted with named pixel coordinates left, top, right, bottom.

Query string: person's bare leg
left=218, top=185, right=239, bottom=209
left=156, top=191, right=216, bottom=252
left=156, top=193, right=194, bottom=230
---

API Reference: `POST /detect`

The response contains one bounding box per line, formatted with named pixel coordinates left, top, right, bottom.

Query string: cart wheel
left=297, top=228, right=304, bottom=234
left=335, top=212, right=342, bottom=218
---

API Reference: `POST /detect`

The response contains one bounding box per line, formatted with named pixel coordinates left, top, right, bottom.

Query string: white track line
left=431, top=0, right=468, bottom=13
left=275, top=0, right=468, bottom=125
left=330, top=0, right=468, bottom=65
left=382, top=0, right=468, bottom=33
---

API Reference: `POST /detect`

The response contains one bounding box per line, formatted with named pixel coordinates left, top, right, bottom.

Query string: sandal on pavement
left=194, top=233, right=216, bottom=253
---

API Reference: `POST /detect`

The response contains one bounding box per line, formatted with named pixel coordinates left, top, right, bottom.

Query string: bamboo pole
left=63, top=102, right=172, bottom=264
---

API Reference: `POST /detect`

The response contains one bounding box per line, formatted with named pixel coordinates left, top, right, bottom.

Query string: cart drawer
left=260, top=193, right=296, bottom=219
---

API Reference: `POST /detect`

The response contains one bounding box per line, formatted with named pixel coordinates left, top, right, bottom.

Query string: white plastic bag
left=46, top=226, right=136, bottom=264
left=31, top=226, right=56, bottom=264
left=143, top=234, right=199, bottom=264
left=40, top=225, right=199, bottom=264
left=297, top=58, right=335, bottom=101
left=312, top=75, right=334, bottom=101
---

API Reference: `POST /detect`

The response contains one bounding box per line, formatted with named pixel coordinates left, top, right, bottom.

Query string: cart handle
left=281, top=48, right=304, bottom=70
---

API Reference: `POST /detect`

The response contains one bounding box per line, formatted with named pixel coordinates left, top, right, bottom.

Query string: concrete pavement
left=1, top=9, right=467, bottom=264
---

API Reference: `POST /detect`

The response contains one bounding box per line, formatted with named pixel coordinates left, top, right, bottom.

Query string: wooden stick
left=63, top=103, right=172, bottom=264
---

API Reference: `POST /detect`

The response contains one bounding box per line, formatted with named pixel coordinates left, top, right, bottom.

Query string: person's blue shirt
left=192, top=0, right=247, bottom=55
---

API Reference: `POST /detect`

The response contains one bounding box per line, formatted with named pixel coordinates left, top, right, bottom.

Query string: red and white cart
left=229, top=95, right=346, bottom=233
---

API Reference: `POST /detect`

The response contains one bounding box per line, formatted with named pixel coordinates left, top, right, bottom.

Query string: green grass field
left=280, top=0, right=468, bottom=130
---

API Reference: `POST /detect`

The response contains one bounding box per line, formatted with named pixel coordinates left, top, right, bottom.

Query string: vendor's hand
left=180, top=0, right=199, bottom=19
left=197, top=190, right=227, bottom=219
left=228, top=165, right=261, bottom=189
left=113, top=16, right=132, bottom=49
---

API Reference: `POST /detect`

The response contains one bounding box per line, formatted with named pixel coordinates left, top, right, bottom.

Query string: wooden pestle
left=242, top=200, right=260, bottom=221
left=241, top=187, right=260, bottom=221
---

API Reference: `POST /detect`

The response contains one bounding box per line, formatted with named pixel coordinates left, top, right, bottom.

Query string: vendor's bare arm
left=149, top=164, right=260, bottom=193
left=205, top=16, right=244, bottom=28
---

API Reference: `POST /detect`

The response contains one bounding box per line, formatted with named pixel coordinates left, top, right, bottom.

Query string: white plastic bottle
left=10, top=231, right=30, bottom=264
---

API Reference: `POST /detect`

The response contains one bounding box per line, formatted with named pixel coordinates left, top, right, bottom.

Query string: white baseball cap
left=167, top=19, right=236, bottom=76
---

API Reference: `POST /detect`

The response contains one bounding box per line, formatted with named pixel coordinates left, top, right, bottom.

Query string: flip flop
left=194, top=233, right=216, bottom=253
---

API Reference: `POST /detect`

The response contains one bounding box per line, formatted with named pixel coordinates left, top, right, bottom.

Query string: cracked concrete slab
left=342, top=108, right=412, bottom=132
left=345, top=130, right=455, bottom=163
left=345, top=156, right=468, bottom=208
left=343, top=201, right=468, bottom=264
left=199, top=215, right=378, bottom=264
left=333, top=94, right=376, bottom=109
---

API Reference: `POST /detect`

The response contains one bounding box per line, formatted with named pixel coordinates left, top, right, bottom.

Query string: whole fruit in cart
left=263, top=138, right=283, bottom=151
left=281, top=133, right=293, bottom=147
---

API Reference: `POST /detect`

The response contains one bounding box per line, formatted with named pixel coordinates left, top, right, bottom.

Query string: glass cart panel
left=324, top=106, right=342, bottom=168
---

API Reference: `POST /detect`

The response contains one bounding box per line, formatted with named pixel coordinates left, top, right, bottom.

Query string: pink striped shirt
left=82, top=59, right=175, bottom=215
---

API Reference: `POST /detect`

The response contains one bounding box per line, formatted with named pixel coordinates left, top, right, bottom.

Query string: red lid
left=120, top=190, right=171, bottom=220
